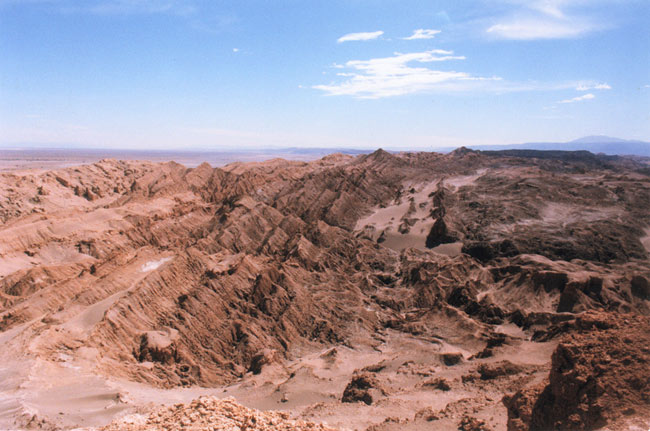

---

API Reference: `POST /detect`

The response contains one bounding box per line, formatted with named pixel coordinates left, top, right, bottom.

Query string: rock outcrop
left=504, top=312, right=650, bottom=431
left=101, top=396, right=337, bottom=431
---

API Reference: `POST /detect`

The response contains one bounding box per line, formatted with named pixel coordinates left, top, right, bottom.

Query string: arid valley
left=1, top=148, right=649, bottom=430
left=3, top=0, right=650, bottom=428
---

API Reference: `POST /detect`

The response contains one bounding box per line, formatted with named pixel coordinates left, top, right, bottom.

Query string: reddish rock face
left=341, top=372, right=386, bottom=405
left=504, top=312, right=650, bottom=431
left=459, top=415, right=493, bottom=431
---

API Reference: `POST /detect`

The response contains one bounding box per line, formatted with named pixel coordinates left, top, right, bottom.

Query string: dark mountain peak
left=370, top=148, right=391, bottom=158
left=359, top=148, right=394, bottom=164
left=450, top=146, right=477, bottom=157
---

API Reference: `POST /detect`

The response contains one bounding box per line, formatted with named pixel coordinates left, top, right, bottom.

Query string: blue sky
left=0, top=0, right=648, bottom=150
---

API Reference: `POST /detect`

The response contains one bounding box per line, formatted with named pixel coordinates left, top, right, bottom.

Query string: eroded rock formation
left=1, top=149, right=649, bottom=430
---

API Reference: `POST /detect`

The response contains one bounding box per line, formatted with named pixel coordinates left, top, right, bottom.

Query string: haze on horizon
left=0, top=0, right=649, bottom=151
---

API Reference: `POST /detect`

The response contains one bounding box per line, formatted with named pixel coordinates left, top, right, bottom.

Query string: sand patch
left=540, top=202, right=622, bottom=225
left=140, top=257, right=173, bottom=272
left=442, top=169, right=486, bottom=189
left=355, top=171, right=485, bottom=252
left=430, top=241, right=463, bottom=256
left=642, top=228, right=650, bottom=254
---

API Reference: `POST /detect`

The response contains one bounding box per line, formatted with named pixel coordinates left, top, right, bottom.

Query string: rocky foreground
left=0, top=148, right=649, bottom=430
left=100, top=396, right=335, bottom=431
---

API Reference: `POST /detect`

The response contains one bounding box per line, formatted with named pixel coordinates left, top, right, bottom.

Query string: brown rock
left=458, top=415, right=492, bottom=431
left=248, top=348, right=278, bottom=375
left=478, top=361, right=524, bottom=380
left=136, top=329, right=179, bottom=365
left=421, top=377, right=451, bottom=391
left=504, top=312, right=650, bottom=431
left=342, top=372, right=385, bottom=405
left=442, top=352, right=464, bottom=366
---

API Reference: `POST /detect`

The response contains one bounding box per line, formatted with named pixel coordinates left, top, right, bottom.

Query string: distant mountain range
left=2, top=136, right=648, bottom=158
left=466, top=136, right=650, bottom=157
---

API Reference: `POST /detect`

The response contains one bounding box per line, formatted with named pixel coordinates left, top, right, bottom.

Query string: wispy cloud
left=487, top=18, right=597, bottom=39
left=558, top=93, right=595, bottom=103
left=526, top=0, right=567, bottom=18
left=337, top=31, right=384, bottom=43
left=403, top=29, right=441, bottom=40
left=486, top=0, right=604, bottom=40
left=315, top=46, right=601, bottom=99
left=313, top=49, right=502, bottom=98
left=576, top=83, right=611, bottom=91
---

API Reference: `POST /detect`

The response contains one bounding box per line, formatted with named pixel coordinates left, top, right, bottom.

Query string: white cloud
left=337, top=31, right=384, bottom=43
left=486, top=0, right=603, bottom=40
left=403, top=29, right=441, bottom=40
left=314, top=47, right=598, bottom=98
left=576, top=83, right=611, bottom=91
left=487, top=17, right=596, bottom=39
left=500, top=0, right=588, bottom=18
left=232, top=48, right=239, bottom=52
left=313, top=49, right=502, bottom=98
left=528, top=0, right=566, bottom=18
left=558, top=93, right=595, bottom=103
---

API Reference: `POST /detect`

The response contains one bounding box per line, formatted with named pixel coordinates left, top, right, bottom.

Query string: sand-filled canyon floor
left=1, top=148, right=649, bottom=430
